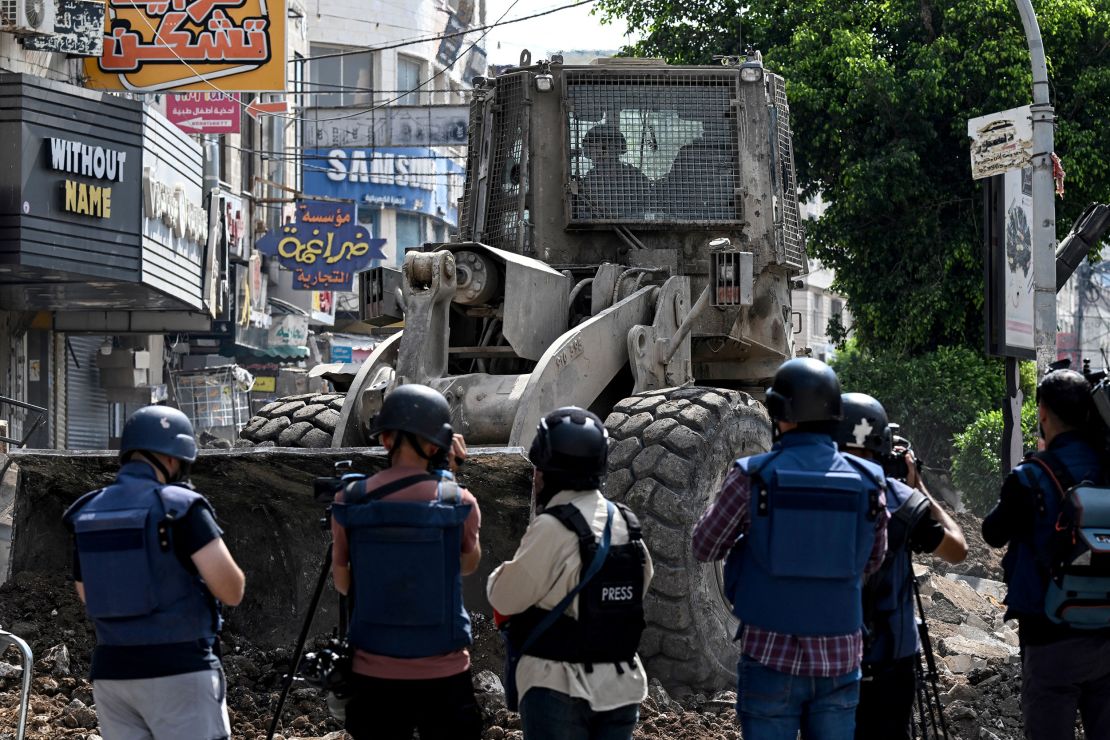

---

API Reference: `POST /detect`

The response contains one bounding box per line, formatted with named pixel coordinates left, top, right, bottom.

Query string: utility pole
left=1014, top=0, right=1057, bottom=378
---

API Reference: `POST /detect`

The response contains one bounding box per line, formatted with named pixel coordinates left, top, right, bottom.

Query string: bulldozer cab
left=458, top=53, right=806, bottom=273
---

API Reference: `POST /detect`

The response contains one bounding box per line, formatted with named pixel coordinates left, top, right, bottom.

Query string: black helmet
left=120, top=405, right=197, bottom=463
left=369, top=384, right=453, bottom=450
left=836, top=393, right=892, bottom=457
left=765, top=358, right=842, bottom=423
left=529, top=407, right=608, bottom=477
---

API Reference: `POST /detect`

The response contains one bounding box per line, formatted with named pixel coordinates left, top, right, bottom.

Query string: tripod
left=912, top=573, right=950, bottom=740
left=266, top=508, right=348, bottom=740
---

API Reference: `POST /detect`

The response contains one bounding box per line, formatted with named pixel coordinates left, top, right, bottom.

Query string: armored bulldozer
left=243, top=51, right=807, bottom=690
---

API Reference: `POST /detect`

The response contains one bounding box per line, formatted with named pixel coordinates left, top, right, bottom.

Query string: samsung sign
left=304, top=147, right=463, bottom=226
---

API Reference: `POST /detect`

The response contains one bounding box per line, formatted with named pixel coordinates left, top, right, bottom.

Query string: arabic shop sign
left=255, top=201, right=386, bottom=291
left=268, top=314, right=308, bottom=347
left=143, top=168, right=207, bottom=246
left=167, top=92, right=241, bottom=134
left=48, top=137, right=129, bottom=219
left=303, top=147, right=464, bottom=225
left=85, top=0, right=286, bottom=93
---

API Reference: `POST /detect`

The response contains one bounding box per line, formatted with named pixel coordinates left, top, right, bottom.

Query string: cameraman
left=983, top=369, right=1110, bottom=739
left=330, top=384, right=482, bottom=740
left=834, top=393, right=966, bottom=740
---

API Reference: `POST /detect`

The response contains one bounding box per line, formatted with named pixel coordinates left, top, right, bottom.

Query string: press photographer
left=835, top=392, right=967, bottom=740
left=329, top=384, right=483, bottom=740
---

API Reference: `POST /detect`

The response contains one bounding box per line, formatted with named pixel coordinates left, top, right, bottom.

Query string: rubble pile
left=0, top=513, right=1073, bottom=740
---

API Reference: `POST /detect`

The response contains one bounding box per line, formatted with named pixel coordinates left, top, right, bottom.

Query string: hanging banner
left=255, top=200, right=386, bottom=291
left=304, top=105, right=469, bottom=148
left=167, top=92, right=242, bottom=134
left=84, top=0, right=286, bottom=93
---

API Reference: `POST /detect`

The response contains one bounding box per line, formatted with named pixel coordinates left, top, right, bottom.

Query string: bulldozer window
left=566, top=75, right=740, bottom=225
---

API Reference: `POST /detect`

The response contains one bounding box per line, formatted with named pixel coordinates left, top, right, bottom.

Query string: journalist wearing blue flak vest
left=693, top=358, right=889, bottom=740
left=834, top=393, right=967, bottom=740
left=488, top=407, right=653, bottom=740
left=983, top=369, right=1110, bottom=740
left=63, top=406, right=245, bottom=740
left=330, top=383, right=483, bottom=740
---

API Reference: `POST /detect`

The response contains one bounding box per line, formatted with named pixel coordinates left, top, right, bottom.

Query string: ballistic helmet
left=370, top=384, right=454, bottom=450
left=120, top=405, right=198, bottom=463
left=765, top=358, right=842, bottom=423
left=836, top=393, right=892, bottom=457
left=529, top=407, right=609, bottom=477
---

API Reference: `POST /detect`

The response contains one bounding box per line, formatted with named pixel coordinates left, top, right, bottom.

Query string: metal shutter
left=65, top=336, right=110, bottom=450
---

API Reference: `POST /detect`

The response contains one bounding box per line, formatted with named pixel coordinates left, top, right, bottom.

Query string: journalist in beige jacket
left=488, top=406, right=654, bottom=740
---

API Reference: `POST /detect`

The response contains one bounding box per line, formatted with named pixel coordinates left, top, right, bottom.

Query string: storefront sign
left=304, top=147, right=463, bottom=225
left=48, top=137, right=128, bottom=219
left=255, top=200, right=385, bottom=291
left=252, top=375, right=276, bottom=392
left=305, top=106, right=469, bottom=148
left=268, top=314, right=309, bottom=347
left=331, top=344, right=353, bottom=363
left=143, top=168, right=207, bottom=245
left=85, top=0, right=286, bottom=93
left=22, top=0, right=106, bottom=56
left=436, top=13, right=467, bottom=66
left=167, top=92, right=241, bottom=134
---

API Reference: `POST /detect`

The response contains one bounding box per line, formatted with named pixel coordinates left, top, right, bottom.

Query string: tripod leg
left=267, top=543, right=334, bottom=740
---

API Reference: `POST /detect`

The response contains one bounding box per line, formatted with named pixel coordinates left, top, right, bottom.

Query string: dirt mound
left=0, top=496, right=1042, bottom=740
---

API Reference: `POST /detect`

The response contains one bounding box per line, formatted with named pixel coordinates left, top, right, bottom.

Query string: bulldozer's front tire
left=605, top=386, right=771, bottom=693
left=240, top=393, right=346, bottom=448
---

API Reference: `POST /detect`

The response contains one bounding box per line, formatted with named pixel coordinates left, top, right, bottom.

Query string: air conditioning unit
left=0, top=0, right=54, bottom=35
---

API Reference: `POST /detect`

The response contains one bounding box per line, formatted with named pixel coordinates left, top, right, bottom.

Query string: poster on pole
left=985, top=168, right=1036, bottom=359
left=968, top=106, right=1033, bottom=181
left=84, top=0, right=286, bottom=93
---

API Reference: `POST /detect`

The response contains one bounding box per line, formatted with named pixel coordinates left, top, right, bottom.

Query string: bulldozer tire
left=604, top=386, right=772, bottom=693
left=240, top=393, right=346, bottom=448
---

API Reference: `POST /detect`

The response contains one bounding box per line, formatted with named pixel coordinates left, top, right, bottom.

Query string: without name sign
left=255, top=201, right=385, bottom=291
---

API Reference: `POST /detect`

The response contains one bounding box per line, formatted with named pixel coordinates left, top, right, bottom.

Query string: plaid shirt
left=693, top=463, right=889, bottom=677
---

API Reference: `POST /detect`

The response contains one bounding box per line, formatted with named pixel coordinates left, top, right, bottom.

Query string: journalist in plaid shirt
left=693, top=467, right=888, bottom=676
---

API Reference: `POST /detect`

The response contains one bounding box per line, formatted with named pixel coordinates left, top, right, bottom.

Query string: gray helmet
left=836, top=393, right=892, bottom=457
left=369, top=384, right=454, bottom=450
left=765, top=358, right=843, bottom=423
left=529, top=407, right=608, bottom=477
left=120, top=405, right=197, bottom=463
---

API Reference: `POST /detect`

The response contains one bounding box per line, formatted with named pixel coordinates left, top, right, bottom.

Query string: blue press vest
left=1002, top=433, right=1104, bottom=619
left=863, top=477, right=920, bottom=664
left=724, top=433, right=883, bottom=636
left=332, top=476, right=473, bottom=659
left=63, top=462, right=219, bottom=647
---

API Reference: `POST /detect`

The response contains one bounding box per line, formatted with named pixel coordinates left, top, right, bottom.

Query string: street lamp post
left=1013, top=0, right=1057, bottom=377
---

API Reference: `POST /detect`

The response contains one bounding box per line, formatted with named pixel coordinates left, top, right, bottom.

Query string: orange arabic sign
left=84, top=0, right=285, bottom=93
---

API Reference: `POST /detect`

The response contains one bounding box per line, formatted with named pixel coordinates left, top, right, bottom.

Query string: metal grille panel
left=458, top=94, right=483, bottom=238
left=482, top=73, right=529, bottom=252
left=566, top=70, right=740, bottom=225
left=770, top=74, right=806, bottom=271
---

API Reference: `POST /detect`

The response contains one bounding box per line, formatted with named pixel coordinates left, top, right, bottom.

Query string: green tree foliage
left=597, top=0, right=1110, bottom=353
left=831, top=343, right=1035, bottom=468
left=952, top=402, right=1039, bottom=515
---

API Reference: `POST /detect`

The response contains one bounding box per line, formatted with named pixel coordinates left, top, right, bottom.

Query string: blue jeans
left=737, top=655, right=861, bottom=740
left=519, top=687, right=639, bottom=740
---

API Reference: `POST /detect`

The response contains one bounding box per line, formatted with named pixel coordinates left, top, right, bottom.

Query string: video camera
left=313, top=461, right=368, bottom=504
left=300, top=637, right=352, bottom=694
left=883, top=424, right=922, bottom=483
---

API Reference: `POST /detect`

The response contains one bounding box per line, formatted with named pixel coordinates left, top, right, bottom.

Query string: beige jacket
left=487, top=489, right=654, bottom=712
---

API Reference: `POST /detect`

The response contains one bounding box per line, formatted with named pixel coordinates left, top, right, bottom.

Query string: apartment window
left=310, top=45, right=373, bottom=107
left=397, top=56, right=423, bottom=106
left=811, top=294, right=825, bottom=337
left=396, top=213, right=424, bottom=266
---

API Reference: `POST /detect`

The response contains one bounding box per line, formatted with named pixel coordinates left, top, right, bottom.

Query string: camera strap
left=344, top=474, right=438, bottom=505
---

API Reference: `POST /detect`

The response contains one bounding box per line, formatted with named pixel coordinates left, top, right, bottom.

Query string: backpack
left=1026, top=452, right=1110, bottom=629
